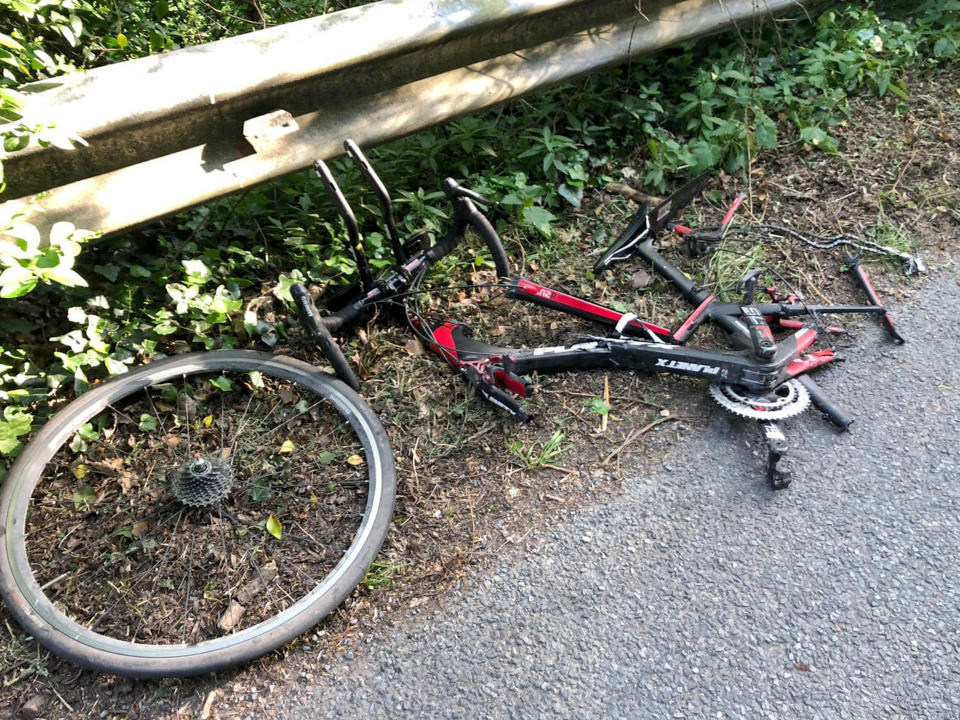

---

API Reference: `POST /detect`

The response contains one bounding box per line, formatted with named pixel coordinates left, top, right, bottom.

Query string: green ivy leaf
left=138, top=414, right=157, bottom=432
left=209, top=375, right=232, bottom=392
left=934, top=37, right=957, bottom=58
left=0, top=265, right=36, bottom=298
left=799, top=126, right=837, bottom=152
left=0, top=407, right=33, bottom=455
left=587, top=397, right=610, bottom=416
left=104, top=356, right=129, bottom=376
left=94, top=264, right=120, bottom=282
left=72, top=485, right=97, bottom=509
left=182, top=259, right=211, bottom=285
left=315, top=451, right=336, bottom=465
left=0, top=263, right=31, bottom=287
left=250, top=479, right=272, bottom=502
left=520, top=206, right=556, bottom=238
left=557, top=183, right=583, bottom=208
left=272, top=273, right=303, bottom=304
left=43, top=265, right=88, bottom=288
left=0, top=32, right=24, bottom=52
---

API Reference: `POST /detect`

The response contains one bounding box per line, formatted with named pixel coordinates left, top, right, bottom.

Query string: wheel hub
left=172, top=457, right=235, bottom=507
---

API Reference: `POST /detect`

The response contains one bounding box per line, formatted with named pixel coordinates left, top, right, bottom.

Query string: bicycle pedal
left=762, top=422, right=791, bottom=491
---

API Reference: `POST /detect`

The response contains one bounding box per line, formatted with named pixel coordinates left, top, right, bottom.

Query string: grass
left=359, top=560, right=410, bottom=591
left=703, top=243, right=769, bottom=301
left=1, top=621, right=49, bottom=690
left=506, top=427, right=571, bottom=470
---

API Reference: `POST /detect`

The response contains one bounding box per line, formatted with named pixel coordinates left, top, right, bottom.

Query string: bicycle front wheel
left=0, top=351, right=395, bottom=678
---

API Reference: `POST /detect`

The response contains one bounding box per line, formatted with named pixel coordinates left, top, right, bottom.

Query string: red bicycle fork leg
left=846, top=256, right=905, bottom=344
left=672, top=295, right=715, bottom=343
left=786, top=349, right=836, bottom=376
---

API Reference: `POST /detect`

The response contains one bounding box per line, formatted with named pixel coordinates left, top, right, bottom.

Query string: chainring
left=708, top=378, right=811, bottom=420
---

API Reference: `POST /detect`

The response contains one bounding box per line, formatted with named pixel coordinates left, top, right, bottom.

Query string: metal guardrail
left=2, top=0, right=811, bottom=241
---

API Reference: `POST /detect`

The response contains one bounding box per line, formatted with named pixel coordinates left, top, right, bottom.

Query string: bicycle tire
left=0, top=350, right=395, bottom=678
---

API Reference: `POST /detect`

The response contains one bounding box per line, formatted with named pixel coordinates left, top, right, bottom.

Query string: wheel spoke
left=215, top=505, right=237, bottom=635
left=143, top=387, right=169, bottom=440
left=60, top=505, right=183, bottom=605
left=247, top=400, right=327, bottom=449
left=229, top=388, right=262, bottom=459
left=130, top=508, right=186, bottom=642
left=182, top=520, right=197, bottom=644
left=183, top=374, right=192, bottom=460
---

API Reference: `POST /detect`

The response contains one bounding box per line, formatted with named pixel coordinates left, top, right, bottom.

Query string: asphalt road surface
left=284, top=263, right=959, bottom=719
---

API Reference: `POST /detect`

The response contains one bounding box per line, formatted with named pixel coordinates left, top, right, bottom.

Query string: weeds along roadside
left=1, top=0, right=959, bottom=479
left=0, top=1, right=958, bottom=705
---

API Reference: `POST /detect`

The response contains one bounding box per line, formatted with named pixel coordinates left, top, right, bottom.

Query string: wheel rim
left=3, top=354, right=388, bottom=662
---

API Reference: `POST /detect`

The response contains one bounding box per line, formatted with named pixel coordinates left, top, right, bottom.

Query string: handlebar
left=442, top=177, right=493, bottom=206
left=291, top=283, right=361, bottom=390
left=343, top=139, right=406, bottom=265
left=795, top=374, right=853, bottom=430
left=462, top=201, right=511, bottom=279
left=313, top=160, right=374, bottom=291
left=292, top=153, right=514, bottom=390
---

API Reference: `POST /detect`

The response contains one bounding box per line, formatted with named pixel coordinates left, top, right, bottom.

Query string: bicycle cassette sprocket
left=708, top=378, right=811, bottom=420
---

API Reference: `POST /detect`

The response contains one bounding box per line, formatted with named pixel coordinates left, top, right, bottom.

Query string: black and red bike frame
left=415, top=174, right=903, bottom=432
left=293, top=141, right=904, bottom=485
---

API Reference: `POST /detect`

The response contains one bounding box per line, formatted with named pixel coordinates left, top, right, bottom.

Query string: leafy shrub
left=1, top=0, right=958, bottom=478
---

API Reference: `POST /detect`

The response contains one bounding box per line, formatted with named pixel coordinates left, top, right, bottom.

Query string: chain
left=740, top=224, right=927, bottom=275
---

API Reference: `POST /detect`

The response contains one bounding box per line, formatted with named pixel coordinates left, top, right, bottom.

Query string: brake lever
left=442, top=178, right=493, bottom=206
left=491, top=361, right=534, bottom=398
left=461, top=365, right=531, bottom=422
left=679, top=228, right=720, bottom=258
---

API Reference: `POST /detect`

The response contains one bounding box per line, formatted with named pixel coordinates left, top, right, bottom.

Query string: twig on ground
left=604, top=182, right=663, bottom=206
left=601, top=416, right=679, bottom=466
left=494, top=525, right=536, bottom=554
